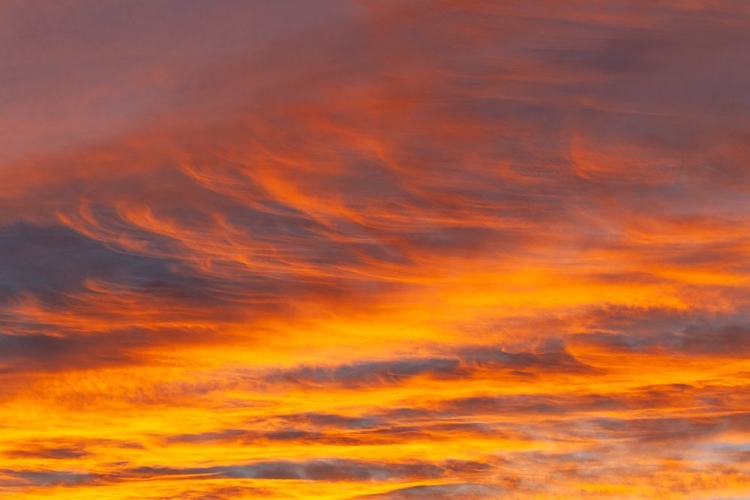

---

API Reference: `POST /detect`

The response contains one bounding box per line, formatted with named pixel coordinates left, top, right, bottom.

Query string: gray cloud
left=352, top=483, right=508, bottom=499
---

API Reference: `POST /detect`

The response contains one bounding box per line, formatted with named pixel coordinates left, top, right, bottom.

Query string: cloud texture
left=1, top=0, right=749, bottom=498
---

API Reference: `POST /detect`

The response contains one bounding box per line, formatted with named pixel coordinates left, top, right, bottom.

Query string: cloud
left=0, top=0, right=749, bottom=499
left=352, top=483, right=507, bottom=499
left=0, top=469, right=97, bottom=488
left=4, top=447, right=89, bottom=460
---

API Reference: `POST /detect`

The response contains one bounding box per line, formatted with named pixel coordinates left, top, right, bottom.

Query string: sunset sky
left=1, top=1, right=750, bottom=498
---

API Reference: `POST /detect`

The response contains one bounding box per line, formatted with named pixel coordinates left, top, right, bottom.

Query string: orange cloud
left=0, top=0, right=749, bottom=498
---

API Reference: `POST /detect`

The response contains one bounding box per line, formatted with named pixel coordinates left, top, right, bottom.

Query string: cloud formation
left=0, top=0, right=749, bottom=499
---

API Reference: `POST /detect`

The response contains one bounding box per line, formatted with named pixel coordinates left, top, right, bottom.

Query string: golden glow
left=1, top=0, right=749, bottom=498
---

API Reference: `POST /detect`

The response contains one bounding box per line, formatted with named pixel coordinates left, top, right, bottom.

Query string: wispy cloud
left=0, top=0, right=749, bottom=498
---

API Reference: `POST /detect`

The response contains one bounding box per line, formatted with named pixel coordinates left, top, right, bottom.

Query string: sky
left=1, top=0, right=750, bottom=498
